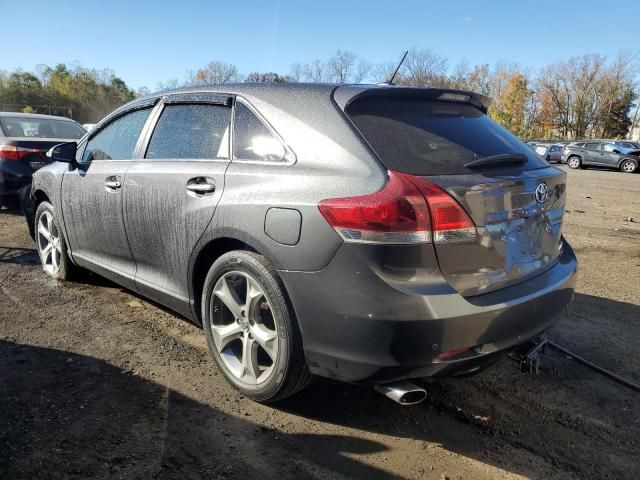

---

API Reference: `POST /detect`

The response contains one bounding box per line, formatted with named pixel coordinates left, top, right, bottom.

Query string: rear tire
left=34, top=201, right=76, bottom=280
left=567, top=156, right=581, bottom=169
left=201, top=250, right=311, bottom=402
left=620, top=159, right=637, bottom=174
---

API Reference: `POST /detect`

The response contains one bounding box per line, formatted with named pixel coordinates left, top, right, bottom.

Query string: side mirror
left=612, top=149, right=620, bottom=154
left=47, top=142, right=77, bottom=164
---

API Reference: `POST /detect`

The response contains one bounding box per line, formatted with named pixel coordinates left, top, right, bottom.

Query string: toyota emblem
left=535, top=183, right=549, bottom=204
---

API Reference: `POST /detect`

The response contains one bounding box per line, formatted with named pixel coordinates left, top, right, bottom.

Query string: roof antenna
left=383, top=50, right=408, bottom=86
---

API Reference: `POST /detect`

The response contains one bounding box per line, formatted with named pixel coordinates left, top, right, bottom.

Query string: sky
left=4, top=0, right=637, bottom=90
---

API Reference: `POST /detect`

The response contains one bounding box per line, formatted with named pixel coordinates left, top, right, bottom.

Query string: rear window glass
left=146, top=104, right=231, bottom=159
left=0, top=117, right=85, bottom=139
left=346, top=98, right=546, bottom=175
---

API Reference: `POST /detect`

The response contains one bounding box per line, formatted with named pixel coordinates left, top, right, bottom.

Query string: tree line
left=0, top=64, right=136, bottom=123
left=2, top=48, right=638, bottom=139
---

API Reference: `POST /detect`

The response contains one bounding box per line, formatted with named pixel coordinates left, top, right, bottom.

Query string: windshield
left=0, top=117, right=85, bottom=139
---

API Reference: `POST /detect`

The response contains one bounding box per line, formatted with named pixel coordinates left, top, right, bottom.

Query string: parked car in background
left=543, top=144, right=563, bottom=163
left=561, top=141, right=639, bottom=173
left=531, top=143, right=563, bottom=163
left=612, top=140, right=640, bottom=154
left=82, top=123, right=96, bottom=132
left=0, top=112, right=85, bottom=208
left=28, top=84, right=577, bottom=404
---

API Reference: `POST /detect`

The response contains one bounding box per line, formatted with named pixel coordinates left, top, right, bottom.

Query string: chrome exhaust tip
left=374, top=381, right=427, bottom=405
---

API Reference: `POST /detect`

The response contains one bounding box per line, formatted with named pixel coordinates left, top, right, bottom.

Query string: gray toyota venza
left=28, top=84, right=577, bottom=404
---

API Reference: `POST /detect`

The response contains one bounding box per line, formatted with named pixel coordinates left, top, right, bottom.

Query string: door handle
left=104, top=176, right=122, bottom=190
left=186, top=178, right=216, bottom=195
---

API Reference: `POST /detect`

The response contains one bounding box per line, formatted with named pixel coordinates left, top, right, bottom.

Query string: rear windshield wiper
left=465, top=153, right=528, bottom=168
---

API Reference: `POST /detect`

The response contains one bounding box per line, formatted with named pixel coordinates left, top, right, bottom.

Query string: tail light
left=0, top=144, right=40, bottom=161
left=318, top=171, right=476, bottom=244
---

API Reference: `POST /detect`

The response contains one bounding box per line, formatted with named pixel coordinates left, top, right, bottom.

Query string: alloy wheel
left=621, top=161, right=636, bottom=173
left=568, top=158, right=580, bottom=168
left=210, top=271, right=278, bottom=385
left=37, top=211, right=62, bottom=275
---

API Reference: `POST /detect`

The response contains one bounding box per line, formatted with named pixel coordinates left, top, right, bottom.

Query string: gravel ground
left=1, top=165, right=638, bottom=480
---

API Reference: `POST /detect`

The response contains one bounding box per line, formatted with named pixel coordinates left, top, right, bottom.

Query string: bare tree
left=302, top=59, right=328, bottom=83
left=372, top=61, right=399, bottom=83
left=401, top=48, right=448, bottom=87
left=289, top=62, right=304, bottom=82
left=353, top=58, right=371, bottom=83
left=188, top=61, right=239, bottom=86
left=244, top=72, right=288, bottom=83
left=448, top=59, right=470, bottom=89
left=156, top=78, right=181, bottom=91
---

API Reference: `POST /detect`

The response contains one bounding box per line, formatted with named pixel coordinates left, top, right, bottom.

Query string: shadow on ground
left=0, top=340, right=402, bottom=480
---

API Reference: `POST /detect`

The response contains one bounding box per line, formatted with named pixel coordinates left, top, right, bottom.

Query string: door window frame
left=137, top=92, right=233, bottom=163
left=77, top=97, right=160, bottom=166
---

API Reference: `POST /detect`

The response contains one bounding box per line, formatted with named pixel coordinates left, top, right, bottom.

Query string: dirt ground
left=1, top=165, right=638, bottom=480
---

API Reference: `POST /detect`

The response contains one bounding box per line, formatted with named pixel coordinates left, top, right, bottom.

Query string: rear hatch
left=343, top=88, right=566, bottom=296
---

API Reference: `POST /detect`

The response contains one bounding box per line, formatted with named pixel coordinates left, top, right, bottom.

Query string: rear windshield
left=0, top=117, right=85, bottom=139
left=346, top=97, right=547, bottom=175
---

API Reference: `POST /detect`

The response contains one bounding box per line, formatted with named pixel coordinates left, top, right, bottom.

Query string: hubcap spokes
left=37, top=212, right=62, bottom=275
left=210, top=271, right=278, bottom=384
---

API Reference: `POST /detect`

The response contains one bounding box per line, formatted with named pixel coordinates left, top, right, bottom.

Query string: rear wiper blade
left=465, top=153, right=528, bottom=168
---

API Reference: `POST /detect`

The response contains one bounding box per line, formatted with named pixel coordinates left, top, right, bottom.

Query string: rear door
left=583, top=143, right=601, bottom=165
left=61, top=103, right=156, bottom=289
left=345, top=93, right=566, bottom=296
left=122, top=93, right=232, bottom=314
left=601, top=143, right=623, bottom=167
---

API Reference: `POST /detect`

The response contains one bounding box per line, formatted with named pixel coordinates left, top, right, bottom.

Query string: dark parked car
left=0, top=112, right=85, bottom=208
left=561, top=141, right=639, bottom=173
left=27, top=84, right=577, bottom=404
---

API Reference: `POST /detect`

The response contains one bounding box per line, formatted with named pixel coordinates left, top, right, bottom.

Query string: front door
left=122, top=95, right=232, bottom=314
left=61, top=105, right=155, bottom=289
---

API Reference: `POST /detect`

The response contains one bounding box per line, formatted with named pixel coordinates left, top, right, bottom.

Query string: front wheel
left=620, top=159, right=638, bottom=174
left=568, top=156, right=581, bottom=169
left=34, top=201, right=76, bottom=280
left=201, top=250, right=311, bottom=402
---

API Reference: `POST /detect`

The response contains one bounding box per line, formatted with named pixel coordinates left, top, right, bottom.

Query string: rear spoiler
left=333, top=85, right=492, bottom=114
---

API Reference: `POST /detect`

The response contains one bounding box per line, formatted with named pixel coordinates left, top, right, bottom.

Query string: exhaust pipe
left=374, top=381, right=427, bottom=405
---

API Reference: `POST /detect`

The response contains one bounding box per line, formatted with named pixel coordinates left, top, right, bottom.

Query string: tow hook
left=518, top=336, right=548, bottom=374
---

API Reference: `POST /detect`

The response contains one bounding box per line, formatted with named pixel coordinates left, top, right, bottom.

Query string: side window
left=82, top=108, right=151, bottom=162
left=602, top=144, right=615, bottom=153
left=146, top=104, right=231, bottom=159
left=233, top=101, right=286, bottom=162
left=585, top=143, right=598, bottom=150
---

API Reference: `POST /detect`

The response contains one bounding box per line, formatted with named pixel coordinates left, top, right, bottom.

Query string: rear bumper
left=279, top=240, right=578, bottom=384
left=0, top=159, right=33, bottom=196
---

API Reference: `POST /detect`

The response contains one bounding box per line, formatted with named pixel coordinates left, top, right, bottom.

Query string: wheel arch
left=26, top=189, right=51, bottom=240
left=618, top=157, right=638, bottom=168
left=189, top=236, right=262, bottom=325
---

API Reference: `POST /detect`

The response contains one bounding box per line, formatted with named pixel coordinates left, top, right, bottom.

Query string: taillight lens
left=408, top=177, right=477, bottom=243
left=318, top=171, right=431, bottom=244
left=0, top=144, right=40, bottom=161
left=318, top=171, right=476, bottom=244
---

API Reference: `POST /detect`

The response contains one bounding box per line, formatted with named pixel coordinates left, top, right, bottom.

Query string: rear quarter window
left=345, top=97, right=547, bottom=175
